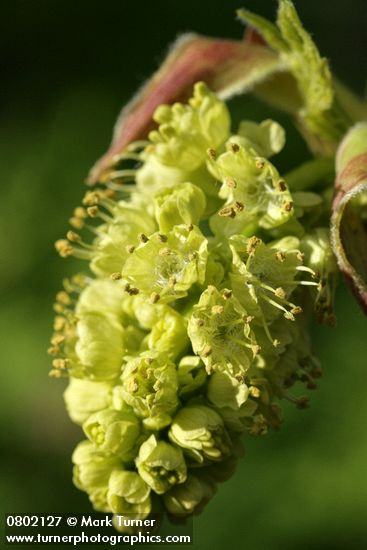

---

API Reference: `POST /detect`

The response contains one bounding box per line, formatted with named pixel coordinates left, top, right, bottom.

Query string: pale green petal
left=83, top=409, right=141, bottom=461
left=136, top=434, right=187, bottom=494
left=64, top=378, right=112, bottom=425
left=107, top=470, right=151, bottom=516
left=154, top=182, right=206, bottom=232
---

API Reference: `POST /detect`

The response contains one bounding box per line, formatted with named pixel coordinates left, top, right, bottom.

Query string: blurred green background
left=1, top=1, right=366, bottom=548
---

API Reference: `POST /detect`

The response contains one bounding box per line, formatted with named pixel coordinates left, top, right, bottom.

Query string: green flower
left=135, top=82, right=230, bottom=214
left=119, top=353, right=179, bottom=430
left=136, top=435, right=187, bottom=494
left=163, top=475, right=216, bottom=516
left=107, top=470, right=151, bottom=516
left=169, top=404, right=232, bottom=464
left=229, top=235, right=310, bottom=324
left=64, top=378, right=112, bottom=425
left=147, top=81, right=230, bottom=171
left=188, top=286, right=256, bottom=376
left=154, top=182, right=206, bottom=233
left=72, top=440, right=122, bottom=512
left=83, top=409, right=141, bottom=461
left=90, top=201, right=157, bottom=277
left=133, top=299, right=188, bottom=360
left=208, top=137, right=293, bottom=237
left=121, top=225, right=208, bottom=303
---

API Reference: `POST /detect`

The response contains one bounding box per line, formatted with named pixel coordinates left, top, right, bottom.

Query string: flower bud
left=136, top=435, right=187, bottom=494
left=163, top=475, right=216, bottom=516
left=133, top=300, right=188, bottom=361
left=119, top=353, right=179, bottom=430
left=107, top=470, right=151, bottom=516
left=154, top=182, right=206, bottom=233
left=72, top=440, right=122, bottom=512
left=188, top=286, right=255, bottom=376
left=64, top=378, right=112, bottom=425
left=169, top=405, right=232, bottom=464
left=83, top=409, right=141, bottom=461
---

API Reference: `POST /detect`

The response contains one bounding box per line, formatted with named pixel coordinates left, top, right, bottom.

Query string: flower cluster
left=50, top=79, right=339, bottom=528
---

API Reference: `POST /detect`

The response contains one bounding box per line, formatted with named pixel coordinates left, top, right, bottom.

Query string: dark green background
left=1, top=1, right=367, bottom=549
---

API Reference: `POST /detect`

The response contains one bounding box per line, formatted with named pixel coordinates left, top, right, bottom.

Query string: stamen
left=150, top=292, right=160, bottom=304
left=219, top=206, right=236, bottom=218
left=229, top=142, right=240, bottom=153
left=207, top=148, right=217, bottom=160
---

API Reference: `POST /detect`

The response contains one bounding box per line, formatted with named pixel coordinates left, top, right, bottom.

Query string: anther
left=222, top=289, right=232, bottom=299
left=126, top=244, right=135, bottom=254
left=87, top=206, right=99, bottom=217
left=275, top=251, right=286, bottom=262
left=168, top=276, right=176, bottom=288
left=110, top=272, right=122, bottom=280
left=51, top=334, right=65, bottom=346
left=69, top=217, right=84, bottom=229
left=67, top=230, right=81, bottom=243
left=225, top=177, right=237, bottom=189
left=126, top=285, right=139, bottom=295
left=255, top=159, right=265, bottom=169
left=249, top=386, right=261, bottom=398
left=55, top=239, right=73, bottom=257
left=283, top=311, right=295, bottom=321
left=202, top=345, right=212, bottom=357
left=233, top=201, right=244, bottom=212
left=150, top=292, right=160, bottom=304
left=207, top=148, right=217, bottom=160
left=56, top=291, right=71, bottom=305
left=274, top=287, right=286, bottom=299
left=139, top=233, right=149, bottom=243
left=219, top=206, right=236, bottom=218
left=188, top=252, right=198, bottom=261
left=296, top=396, right=310, bottom=409
left=246, top=236, right=262, bottom=256
left=83, top=191, right=102, bottom=206
left=277, top=180, right=287, bottom=192
left=159, top=247, right=171, bottom=256
left=158, top=233, right=168, bottom=242
left=211, top=305, right=224, bottom=315
left=196, top=318, right=205, bottom=327
left=74, top=207, right=87, bottom=218
left=52, top=358, right=70, bottom=369
left=229, top=142, right=240, bottom=153
left=283, top=201, right=293, bottom=212
left=49, top=369, right=64, bottom=378
left=53, top=316, right=66, bottom=331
